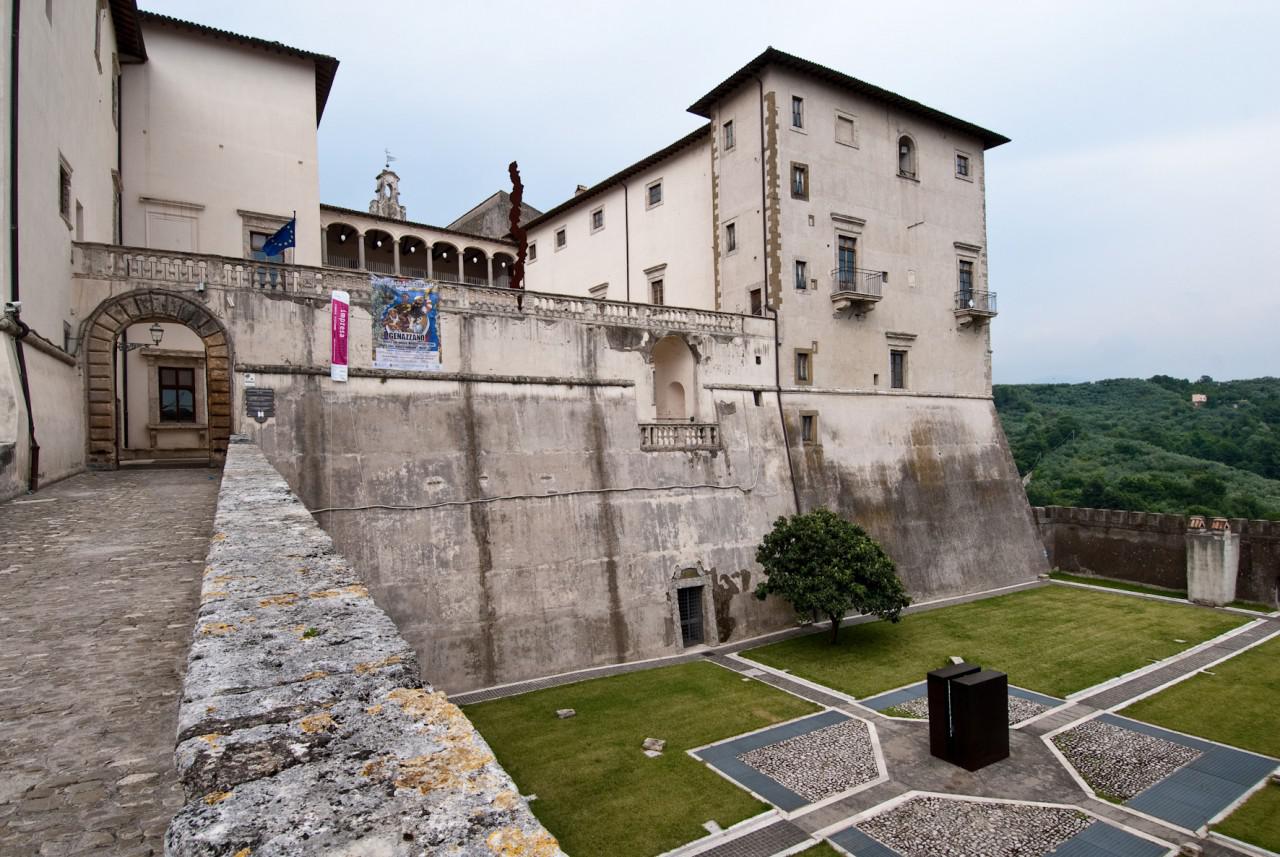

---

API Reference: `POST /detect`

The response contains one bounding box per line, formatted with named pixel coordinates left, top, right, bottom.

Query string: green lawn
left=1123, top=635, right=1280, bottom=758
left=1050, top=571, right=1188, bottom=600
left=463, top=661, right=818, bottom=857
left=801, top=843, right=846, bottom=857
left=1214, top=783, right=1280, bottom=851
left=742, top=586, right=1244, bottom=699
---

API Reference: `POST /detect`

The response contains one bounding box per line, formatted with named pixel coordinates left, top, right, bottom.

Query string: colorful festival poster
left=330, top=289, right=349, bottom=381
left=370, top=275, right=442, bottom=371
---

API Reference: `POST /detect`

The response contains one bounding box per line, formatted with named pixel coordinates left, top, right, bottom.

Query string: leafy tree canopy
left=753, top=508, right=910, bottom=643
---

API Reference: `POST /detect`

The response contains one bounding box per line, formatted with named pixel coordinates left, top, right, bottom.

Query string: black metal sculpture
left=927, top=662, right=1009, bottom=771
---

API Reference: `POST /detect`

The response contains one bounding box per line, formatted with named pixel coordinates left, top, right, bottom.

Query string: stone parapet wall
left=1034, top=506, right=1280, bottom=607
left=166, top=437, right=562, bottom=856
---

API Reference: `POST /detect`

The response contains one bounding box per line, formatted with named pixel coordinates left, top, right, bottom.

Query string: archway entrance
left=82, top=289, right=232, bottom=469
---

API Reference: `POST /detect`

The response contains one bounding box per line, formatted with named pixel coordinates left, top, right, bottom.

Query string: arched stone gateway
left=82, top=289, right=232, bottom=469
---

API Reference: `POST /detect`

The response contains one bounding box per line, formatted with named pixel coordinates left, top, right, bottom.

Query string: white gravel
left=887, top=694, right=1052, bottom=725
left=1053, top=718, right=1201, bottom=799
left=736, top=719, right=878, bottom=802
left=859, top=795, right=1091, bottom=857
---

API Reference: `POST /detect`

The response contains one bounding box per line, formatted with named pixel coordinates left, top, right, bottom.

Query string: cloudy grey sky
left=146, top=0, right=1279, bottom=384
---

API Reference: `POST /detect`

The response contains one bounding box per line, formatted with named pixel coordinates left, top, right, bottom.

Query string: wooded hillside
left=994, top=376, right=1280, bottom=520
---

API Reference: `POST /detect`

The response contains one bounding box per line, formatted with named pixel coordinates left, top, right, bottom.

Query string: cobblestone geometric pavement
left=0, top=467, right=221, bottom=857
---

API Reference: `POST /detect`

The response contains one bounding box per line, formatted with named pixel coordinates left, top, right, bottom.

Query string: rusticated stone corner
left=166, top=436, right=563, bottom=857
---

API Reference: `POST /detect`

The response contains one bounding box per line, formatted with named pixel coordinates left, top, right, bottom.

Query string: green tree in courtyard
left=753, top=508, right=910, bottom=643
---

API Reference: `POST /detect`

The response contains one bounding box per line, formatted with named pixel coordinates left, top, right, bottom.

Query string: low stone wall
left=166, top=437, right=562, bottom=856
left=1035, top=506, right=1280, bottom=607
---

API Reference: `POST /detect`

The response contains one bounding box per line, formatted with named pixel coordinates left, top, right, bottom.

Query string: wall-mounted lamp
left=117, top=322, right=165, bottom=353
left=338, top=232, right=347, bottom=243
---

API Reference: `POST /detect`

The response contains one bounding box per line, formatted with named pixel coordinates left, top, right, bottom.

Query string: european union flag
left=261, top=217, right=296, bottom=257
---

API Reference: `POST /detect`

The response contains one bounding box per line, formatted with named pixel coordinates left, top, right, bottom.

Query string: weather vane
left=384, top=148, right=397, bottom=170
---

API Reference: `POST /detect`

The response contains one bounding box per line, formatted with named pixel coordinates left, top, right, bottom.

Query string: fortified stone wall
left=168, top=437, right=561, bottom=856
left=72, top=249, right=1047, bottom=694
left=1035, top=506, right=1280, bottom=607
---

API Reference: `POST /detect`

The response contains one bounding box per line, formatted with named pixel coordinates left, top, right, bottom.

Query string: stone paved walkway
left=0, top=468, right=221, bottom=857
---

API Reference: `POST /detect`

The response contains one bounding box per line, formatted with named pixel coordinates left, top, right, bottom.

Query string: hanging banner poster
left=330, top=289, right=350, bottom=381
left=370, top=275, right=442, bottom=371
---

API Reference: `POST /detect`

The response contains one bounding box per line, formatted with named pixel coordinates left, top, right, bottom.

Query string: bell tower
left=369, top=163, right=407, bottom=221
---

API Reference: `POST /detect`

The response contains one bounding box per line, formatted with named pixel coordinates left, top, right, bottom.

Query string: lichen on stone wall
left=166, top=436, right=563, bottom=857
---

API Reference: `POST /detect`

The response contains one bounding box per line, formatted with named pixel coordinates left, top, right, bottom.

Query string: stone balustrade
left=74, top=242, right=754, bottom=336
left=640, top=422, right=721, bottom=451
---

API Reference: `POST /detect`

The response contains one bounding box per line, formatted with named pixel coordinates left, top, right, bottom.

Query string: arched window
left=898, top=135, right=917, bottom=179
left=652, top=335, right=697, bottom=421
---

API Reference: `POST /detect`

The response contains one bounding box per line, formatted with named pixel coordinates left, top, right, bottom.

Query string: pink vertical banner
left=330, top=290, right=350, bottom=382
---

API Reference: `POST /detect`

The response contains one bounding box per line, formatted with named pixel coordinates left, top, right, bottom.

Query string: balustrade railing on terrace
left=72, top=243, right=755, bottom=335
left=323, top=253, right=359, bottom=270
left=830, top=267, right=885, bottom=298
left=639, top=423, right=720, bottom=451
left=366, top=260, right=396, bottom=275
left=954, top=289, right=997, bottom=314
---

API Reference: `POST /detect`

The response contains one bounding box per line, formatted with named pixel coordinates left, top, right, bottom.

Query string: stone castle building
left=0, top=2, right=1046, bottom=693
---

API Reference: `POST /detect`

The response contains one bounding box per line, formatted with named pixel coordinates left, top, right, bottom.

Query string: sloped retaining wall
left=1035, top=505, right=1280, bottom=607
left=166, top=437, right=562, bottom=856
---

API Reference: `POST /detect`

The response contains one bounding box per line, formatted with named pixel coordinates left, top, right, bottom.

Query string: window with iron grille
left=159, top=367, right=196, bottom=423
left=791, top=96, right=804, bottom=129
left=677, top=586, right=704, bottom=646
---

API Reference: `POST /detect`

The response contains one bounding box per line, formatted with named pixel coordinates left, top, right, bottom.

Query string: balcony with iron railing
left=954, top=289, right=998, bottom=324
left=830, top=267, right=886, bottom=314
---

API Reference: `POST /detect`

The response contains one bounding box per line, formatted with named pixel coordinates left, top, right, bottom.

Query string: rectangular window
left=677, top=585, right=704, bottom=646
left=795, top=350, right=811, bottom=384
left=528, top=242, right=537, bottom=262
left=723, top=119, right=735, bottom=151
left=958, top=259, right=974, bottom=299
left=836, top=114, right=856, bottom=147
left=753, top=390, right=763, bottom=407
left=590, top=207, right=604, bottom=232
left=59, top=161, right=71, bottom=221
left=791, top=163, right=809, bottom=200
left=555, top=227, right=566, bottom=249
left=75, top=201, right=84, bottom=241
left=836, top=235, right=857, bottom=288
left=250, top=230, right=283, bottom=263
left=801, top=413, right=817, bottom=443
left=589, top=283, right=608, bottom=300
left=725, top=221, right=737, bottom=253
left=650, top=278, right=664, bottom=306
left=647, top=180, right=663, bottom=208
left=956, top=153, right=971, bottom=178
left=890, top=350, right=907, bottom=390
left=749, top=288, right=762, bottom=317
left=791, top=95, right=804, bottom=129
left=159, top=366, right=196, bottom=423
left=795, top=259, right=808, bottom=290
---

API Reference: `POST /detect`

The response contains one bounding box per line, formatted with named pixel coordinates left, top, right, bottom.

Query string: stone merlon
left=166, top=437, right=563, bottom=857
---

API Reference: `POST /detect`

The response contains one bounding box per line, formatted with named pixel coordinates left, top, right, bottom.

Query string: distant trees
left=754, top=509, right=910, bottom=643
left=995, top=376, right=1280, bottom=521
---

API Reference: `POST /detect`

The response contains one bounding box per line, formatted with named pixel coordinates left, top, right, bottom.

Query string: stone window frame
left=835, top=109, right=859, bottom=149
left=897, top=133, right=919, bottom=181
left=790, top=161, right=809, bottom=200
left=748, top=287, right=763, bottom=317
left=589, top=282, right=608, bottom=300
left=668, top=565, right=720, bottom=651
left=554, top=225, right=567, bottom=251
left=790, top=94, right=806, bottom=132
left=645, top=178, right=664, bottom=210
left=140, top=346, right=209, bottom=452
left=590, top=206, right=605, bottom=234
left=794, top=257, right=809, bottom=291
left=794, top=347, right=814, bottom=386
left=955, top=150, right=973, bottom=182
left=885, top=332, right=915, bottom=391
left=645, top=263, right=667, bottom=307
left=722, top=117, right=736, bottom=152
left=238, top=209, right=293, bottom=264
left=954, top=242, right=983, bottom=297
left=800, top=410, right=819, bottom=444
left=724, top=218, right=738, bottom=256
left=527, top=241, right=537, bottom=263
